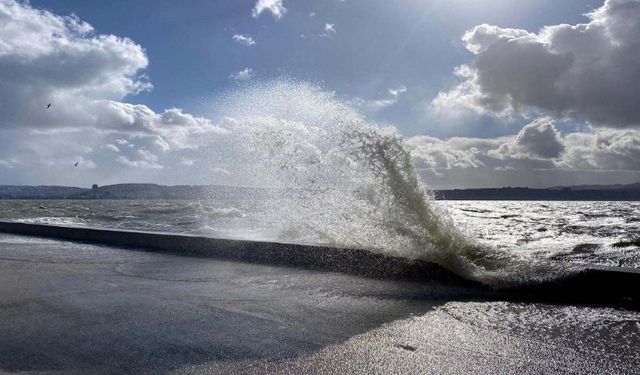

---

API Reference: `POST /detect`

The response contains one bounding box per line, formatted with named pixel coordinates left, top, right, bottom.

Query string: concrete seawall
left=0, top=221, right=638, bottom=309
left=0, top=221, right=466, bottom=284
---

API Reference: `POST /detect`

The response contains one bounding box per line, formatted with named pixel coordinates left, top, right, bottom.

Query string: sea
left=1, top=199, right=639, bottom=272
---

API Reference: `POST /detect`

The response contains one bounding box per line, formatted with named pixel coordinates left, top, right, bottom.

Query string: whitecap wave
left=207, top=80, right=573, bottom=285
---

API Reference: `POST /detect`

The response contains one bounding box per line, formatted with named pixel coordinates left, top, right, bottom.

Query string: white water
left=204, top=81, right=573, bottom=285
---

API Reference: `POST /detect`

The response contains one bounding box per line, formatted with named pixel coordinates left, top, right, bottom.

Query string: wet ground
left=0, top=233, right=637, bottom=374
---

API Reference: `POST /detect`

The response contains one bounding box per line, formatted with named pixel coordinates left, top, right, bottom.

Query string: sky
left=1, top=0, right=640, bottom=189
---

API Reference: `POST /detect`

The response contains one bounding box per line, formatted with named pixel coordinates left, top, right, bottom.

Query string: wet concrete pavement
left=0, top=233, right=636, bottom=374
left=0, top=233, right=475, bottom=374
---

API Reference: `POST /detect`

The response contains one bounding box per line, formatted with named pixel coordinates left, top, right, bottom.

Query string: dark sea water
left=1, top=199, right=639, bottom=271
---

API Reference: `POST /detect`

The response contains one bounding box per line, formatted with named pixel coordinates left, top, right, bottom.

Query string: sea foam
left=206, top=80, right=573, bottom=285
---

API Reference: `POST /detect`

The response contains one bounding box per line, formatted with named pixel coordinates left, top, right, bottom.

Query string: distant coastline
left=435, top=186, right=640, bottom=201
left=3, top=182, right=640, bottom=201
left=0, top=184, right=265, bottom=200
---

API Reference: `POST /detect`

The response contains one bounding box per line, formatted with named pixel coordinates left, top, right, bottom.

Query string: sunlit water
left=447, top=200, right=640, bottom=269
left=1, top=199, right=639, bottom=270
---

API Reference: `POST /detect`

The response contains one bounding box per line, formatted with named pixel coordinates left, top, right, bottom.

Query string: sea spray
left=208, top=80, right=573, bottom=285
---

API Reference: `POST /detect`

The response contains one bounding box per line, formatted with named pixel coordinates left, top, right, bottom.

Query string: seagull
left=46, top=103, right=52, bottom=109
left=74, top=162, right=79, bottom=167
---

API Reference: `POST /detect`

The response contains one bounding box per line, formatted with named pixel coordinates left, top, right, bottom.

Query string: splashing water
left=207, top=80, right=572, bottom=285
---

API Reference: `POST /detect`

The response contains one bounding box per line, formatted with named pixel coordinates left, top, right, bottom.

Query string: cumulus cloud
left=320, top=23, right=336, bottom=37
left=104, top=144, right=120, bottom=153
left=0, top=0, right=151, bottom=129
left=355, top=85, right=407, bottom=111
left=491, top=118, right=565, bottom=159
left=388, top=86, right=407, bottom=98
left=0, top=0, right=228, bottom=182
left=407, top=117, right=640, bottom=183
left=180, top=159, right=195, bottom=166
left=561, top=128, right=640, bottom=171
left=433, top=0, right=640, bottom=128
left=0, top=0, right=225, bottom=134
left=373, top=85, right=407, bottom=109
left=232, top=33, right=255, bottom=46
left=407, top=135, right=498, bottom=171
left=0, top=160, right=15, bottom=168
left=210, top=167, right=231, bottom=176
left=325, top=23, right=336, bottom=34
left=229, top=68, right=255, bottom=81
left=0, top=0, right=226, bottom=142
left=251, top=0, right=286, bottom=20
left=116, top=151, right=163, bottom=170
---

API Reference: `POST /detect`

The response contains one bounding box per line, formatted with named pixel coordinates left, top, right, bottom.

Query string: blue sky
left=29, top=0, right=601, bottom=137
left=2, top=0, right=640, bottom=188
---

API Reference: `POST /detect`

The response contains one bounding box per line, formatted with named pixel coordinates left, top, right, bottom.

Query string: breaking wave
left=209, top=80, right=572, bottom=285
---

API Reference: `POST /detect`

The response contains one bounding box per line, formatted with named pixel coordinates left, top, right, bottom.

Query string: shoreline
left=0, top=221, right=638, bottom=309
left=0, top=221, right=467, bottom=284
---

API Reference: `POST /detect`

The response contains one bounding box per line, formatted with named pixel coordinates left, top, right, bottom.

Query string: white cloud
left=210, top=167, right=231, bottom=175
left=115, top=156, right=161, bottom=169
left=434, top=0, right=640, bottom=128
left=0, top=0, right=226, bottom=140
left=251, top=0, right=286, bottom=20
left=407, top=118, right=563, bottom=173
left=0, top=160, right=14, bottom=168
left=232, top=33, right=255, bottom=46
left=116, top=149, right=163, bottom=169
left=229, top=68, right=255, bottom=81
left=407, top=117, right=640, bottom=181
left=359, top=85, right=408, bottom=111
left=406, top=135, right=498, bottom=171
left=388, top=86, right=407, bottom=98
left=325, top=23, right=336, bottom=34
left=375, top=85, right=407, bottom=108
left=0, top=0, right=151, bottom=131
left=320, top=23, right=336, bottom=37
left=490, top=118, right=565, bottom=159
left=104, top=144, right=120, bottom=153
left=0, top=0, right=229, bottom=180
left=561, top=128, right=640, bottom=171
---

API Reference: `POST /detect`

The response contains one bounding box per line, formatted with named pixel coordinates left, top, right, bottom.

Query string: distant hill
left=548, top=182, right=640, bottom=191
left=436, top=182, right=640, bottom=200
left=2, top=182, right=640, bottom=200
left=0, top=185, right=87, bottom=199
left=0, top=184, right=267, bottom=200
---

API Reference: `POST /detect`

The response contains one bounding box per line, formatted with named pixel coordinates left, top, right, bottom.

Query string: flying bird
left=74, top=162, right=79, bottom=167
left=46, top=103, right=51, bottom=109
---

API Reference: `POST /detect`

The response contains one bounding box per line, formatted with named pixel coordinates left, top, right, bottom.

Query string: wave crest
left=210, top=80, right=572, bottom=285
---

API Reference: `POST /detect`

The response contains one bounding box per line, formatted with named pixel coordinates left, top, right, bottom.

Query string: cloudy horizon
left=1, top=0, right=640, bottom=189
